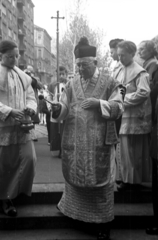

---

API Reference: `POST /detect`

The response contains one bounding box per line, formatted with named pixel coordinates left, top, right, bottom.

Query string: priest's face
left=1, top=48, right=19, bottom=68
left=77, top=59, right=96, bottom=80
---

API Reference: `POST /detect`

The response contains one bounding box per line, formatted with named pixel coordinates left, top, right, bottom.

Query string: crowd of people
left=0, top=36, right=157, bottom=240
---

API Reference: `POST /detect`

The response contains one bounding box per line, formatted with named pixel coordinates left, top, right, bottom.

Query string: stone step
left=0, top=228, right=157, bottom=240
left=0, top=203, right=153, bottom=230
left=13, top=183, right=152, bottom=206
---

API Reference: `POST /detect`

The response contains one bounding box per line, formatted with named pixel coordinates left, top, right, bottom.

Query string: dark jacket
left=41, top=100, right=50, bottom=122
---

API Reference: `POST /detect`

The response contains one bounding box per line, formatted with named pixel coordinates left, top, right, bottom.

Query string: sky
left=32, top=0, right=158, bottom=48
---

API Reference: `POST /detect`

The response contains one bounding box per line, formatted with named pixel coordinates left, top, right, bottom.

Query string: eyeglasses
left=77, top=60, right=94, bottom=68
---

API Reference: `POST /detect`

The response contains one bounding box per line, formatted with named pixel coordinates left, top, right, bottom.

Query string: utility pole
left=51, top=11, right=65, bottom=139
left=51, top=11, right=65, bottom=101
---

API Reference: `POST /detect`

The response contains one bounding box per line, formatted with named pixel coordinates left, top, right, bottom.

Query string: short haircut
left=140, top=40, right=157, bottom=58
left=0, top=40, right=17, bottom=53
left=56, top=66, right=68, bottom=74
left=117, top=40, right=137, bottom=55
left=109, top=38, right=124, bottom=48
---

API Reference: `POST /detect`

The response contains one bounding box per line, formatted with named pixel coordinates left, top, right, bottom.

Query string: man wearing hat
left=51, top=37, right=124, bottom=240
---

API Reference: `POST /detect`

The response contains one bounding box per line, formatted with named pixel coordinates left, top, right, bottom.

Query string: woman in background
left=137, top=40, right=158, bottom=88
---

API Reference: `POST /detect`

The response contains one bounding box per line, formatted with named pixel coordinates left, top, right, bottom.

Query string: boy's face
left=2, top=48, right=19, bottom=68
left=59, top=70, right=67, bottom=83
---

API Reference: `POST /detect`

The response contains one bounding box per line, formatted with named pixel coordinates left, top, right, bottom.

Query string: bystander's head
left=117, top=40, right=137, bottom=66
left=56, top=66, right=68, bottom=84
left=109, top=38, right=124, bottom=61
left=138, top=40, right=158, bottom=61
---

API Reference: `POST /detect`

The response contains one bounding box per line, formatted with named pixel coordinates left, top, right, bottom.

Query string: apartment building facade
left=0, top=0, right=17, bottom=42
left=0, top=0, right=56, bottom=83
left=34, top=25, right=54, bottom=85
left=18, top=0, right=34, bottom=69
left=0, top=0, right=34, bottom=70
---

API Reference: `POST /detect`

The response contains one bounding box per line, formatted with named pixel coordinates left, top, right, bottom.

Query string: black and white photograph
left=0, top=0, right=158, bottom=239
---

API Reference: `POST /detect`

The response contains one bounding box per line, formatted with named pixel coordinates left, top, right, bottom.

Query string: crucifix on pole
left=51, top=11, right=65, bottom=102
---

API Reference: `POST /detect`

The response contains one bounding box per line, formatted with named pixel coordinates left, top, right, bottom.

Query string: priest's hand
left=24, top=108, right=35, bottom=117
left=81, top=98, right=100, bottom=109
left=119, top=85, right=126, bottom=99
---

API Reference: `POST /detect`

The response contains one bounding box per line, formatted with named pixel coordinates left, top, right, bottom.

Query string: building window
left=38, top=33, right=41, bottom=40
left=30, top=8, right=33, bottom=16
left=13, top=15, right=17, bottom=25
left=8, top=28, right=12, bottom=38
left=2, top=23, right=7, bottom=36
left=2, top=5, right=7, bottom=15
left=38, top=33, right=42, bottom=43
left=9, top=11, right=12, bottom=21
left=38, top=61, right=41, bottom=69
left=12, top=0, right=16, bottom=7
left=38, top=49, right=42, bottom=58
left=13, top=32, right=16, bottom=41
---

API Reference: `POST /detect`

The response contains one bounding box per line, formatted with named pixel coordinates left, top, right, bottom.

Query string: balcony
left=18, top=12, right=25, bottom=21
left=19, top=43, right=26, bottom=51
left=17, top=0, right=25, bottom=6
left=18, top=56, right=27, bottom=67
left=18, top=28, right=26, bottom=36
left=1, top=12, right=7, bottom=24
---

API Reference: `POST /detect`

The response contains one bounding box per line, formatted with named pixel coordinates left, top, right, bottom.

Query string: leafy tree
left=58, top=0, right=108, bottom=73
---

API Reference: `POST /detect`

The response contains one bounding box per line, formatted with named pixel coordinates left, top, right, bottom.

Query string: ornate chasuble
left=61, top=70, right=119, bottom=188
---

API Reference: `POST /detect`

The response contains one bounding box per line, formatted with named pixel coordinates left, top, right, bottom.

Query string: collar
left=113, top=61, right=122, bottom=70
left=123, top=61, right=146, bottom=85
left=143, top=58, right=158, bottom=70
left=93, top=67, right=99, bottom=78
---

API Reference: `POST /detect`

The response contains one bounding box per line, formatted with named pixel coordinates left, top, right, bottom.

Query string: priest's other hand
left=81, top=98, right=100, bottom=109
left=51, top=102, right=61, bottom=111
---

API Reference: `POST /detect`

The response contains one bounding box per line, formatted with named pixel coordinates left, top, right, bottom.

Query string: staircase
left=0, top=183, right=153, bottom=231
